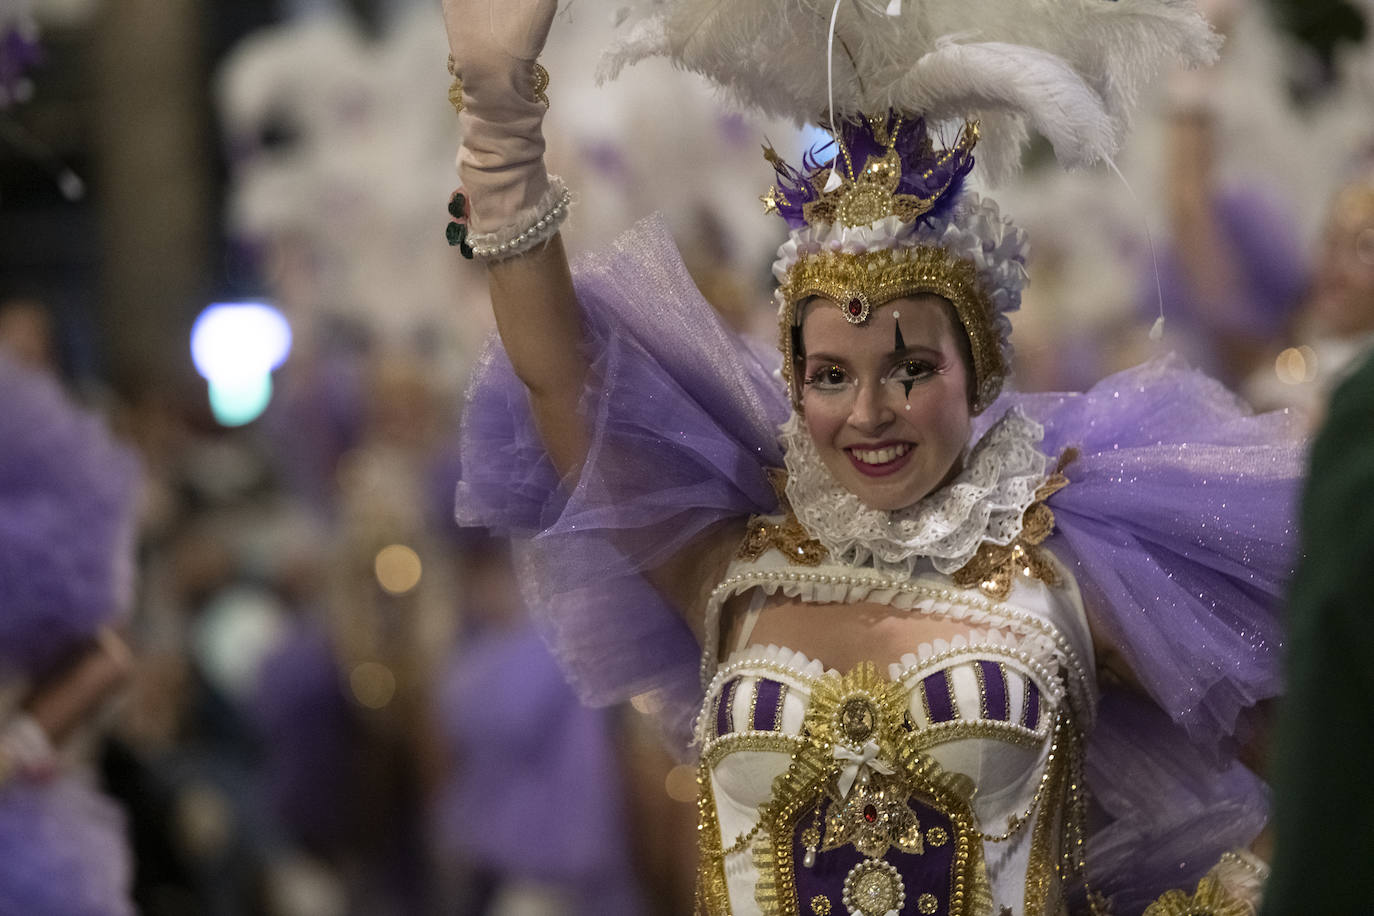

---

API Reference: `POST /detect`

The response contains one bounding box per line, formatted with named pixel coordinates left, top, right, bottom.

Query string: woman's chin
left=843, top=472, right=938, bottom=512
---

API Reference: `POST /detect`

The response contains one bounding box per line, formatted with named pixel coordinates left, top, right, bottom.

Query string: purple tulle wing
left=986, top=356, right=1302, bottom=746
left=984, top=357, right=1302, bottom=908
left=456, top=216, right=789, bottom=748
left=0, top=777, right=135, bottom=916
left=0, top=357, right=142, bottom=677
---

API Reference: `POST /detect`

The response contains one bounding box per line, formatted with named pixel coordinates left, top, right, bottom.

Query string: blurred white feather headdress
left=603, top=0, right=1221, bottom=183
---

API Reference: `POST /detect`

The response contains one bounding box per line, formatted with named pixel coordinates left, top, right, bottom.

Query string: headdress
left=605, top=0, right=1220, bottom=407
left=765, top=112, right=1026, bottom=412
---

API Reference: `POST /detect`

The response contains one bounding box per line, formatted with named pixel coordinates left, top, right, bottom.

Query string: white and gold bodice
left=693, top=411, right=1097, bottom=916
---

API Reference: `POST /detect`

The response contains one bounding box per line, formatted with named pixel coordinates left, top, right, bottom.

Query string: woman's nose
left=847, top=381, right=895, bottom=435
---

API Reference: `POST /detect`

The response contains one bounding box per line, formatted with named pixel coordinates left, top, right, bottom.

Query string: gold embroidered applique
left=952, top=450, right=1077, bottom=601
left=738, top=470, right=828, bottom=566
left=1141, top=875, right=1252, bottom=916
left=748, top=663, right=996, bottom=916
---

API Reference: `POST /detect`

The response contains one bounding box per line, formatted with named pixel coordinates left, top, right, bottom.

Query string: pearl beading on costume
left=699, top=569, right=1094, bottom=723
left=468, top=178, right=572, bottom=260
left=695, top=641, right=1064, bottom=748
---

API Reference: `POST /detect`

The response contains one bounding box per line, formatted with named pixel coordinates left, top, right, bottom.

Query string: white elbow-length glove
left=442, top=0, right=568, bottom=256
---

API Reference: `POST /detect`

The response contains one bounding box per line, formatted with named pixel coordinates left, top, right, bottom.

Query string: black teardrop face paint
left=894, top=315, right=914, bottom=398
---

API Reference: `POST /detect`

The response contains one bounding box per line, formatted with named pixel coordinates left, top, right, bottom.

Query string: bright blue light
left=191, top=301, right=292, bottom=384
left=207, top=373, right=274, bottom=427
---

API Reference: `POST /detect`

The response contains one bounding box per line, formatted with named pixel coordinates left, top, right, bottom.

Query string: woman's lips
left=845, top=442, right=914, bottom=477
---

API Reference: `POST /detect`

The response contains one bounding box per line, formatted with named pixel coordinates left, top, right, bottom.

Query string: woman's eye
left=805, top=366, right=849, bottom=389
left=891, top=359, right=935, bottom=382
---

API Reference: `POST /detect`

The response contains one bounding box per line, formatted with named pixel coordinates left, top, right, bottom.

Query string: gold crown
left=762, top=119, right=980, bottom=229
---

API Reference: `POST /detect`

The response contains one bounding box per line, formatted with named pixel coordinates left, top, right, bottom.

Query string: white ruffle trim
left=781, top=406, right=1050, bottom=577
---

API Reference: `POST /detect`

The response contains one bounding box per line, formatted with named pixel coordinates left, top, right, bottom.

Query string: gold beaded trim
left=778, top=245, right=1004, bottom=412
left=1141, top=876, right=1253, bottom=916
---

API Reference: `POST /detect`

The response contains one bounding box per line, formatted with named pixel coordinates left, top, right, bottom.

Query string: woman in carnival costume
left=0, top=355, right=140, bottom=916
left=443, top=1, right=1301, bottom=913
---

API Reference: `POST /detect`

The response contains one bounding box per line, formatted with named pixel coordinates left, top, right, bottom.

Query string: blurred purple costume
left=436, top=624, right=645, bottom=915
left=457, top=218, right=1302, bottom=911
left=0, top=356, right=140, bottom=916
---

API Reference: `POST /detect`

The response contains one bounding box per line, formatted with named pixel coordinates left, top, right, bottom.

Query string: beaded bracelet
left=448, top=176, right=571, bottom=261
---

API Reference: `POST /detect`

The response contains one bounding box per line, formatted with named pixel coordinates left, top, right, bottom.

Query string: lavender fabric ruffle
left=455, top=218, right=1299, bottom=906
left=987, top=356, right=1303, bottom=750
left=0, top=357, right=141, bottom=677
left=457, top=215, right=787, bottom=746
left=984, top=359, right=1303, bottom=908
left=0, top=777, right=135, bottom=916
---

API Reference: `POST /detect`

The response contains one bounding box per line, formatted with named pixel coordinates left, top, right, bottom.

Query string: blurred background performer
left=1261, top=179, right=1374, bottom=916
left=0, top=354, right=140, bottom=916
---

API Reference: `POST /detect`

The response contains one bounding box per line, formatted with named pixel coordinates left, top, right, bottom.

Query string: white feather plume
left=604, top=0, right=1221, bottom=181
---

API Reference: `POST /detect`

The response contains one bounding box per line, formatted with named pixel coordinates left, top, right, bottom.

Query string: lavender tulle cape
left=455, top=217, right=1301, bottom=911
left=0, top=777, right=134, bottom=916
left=0, top=357, right=141, bottom=676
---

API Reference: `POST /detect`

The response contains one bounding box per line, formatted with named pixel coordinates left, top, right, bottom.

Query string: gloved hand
left=442, top=0, right=561, bottom=236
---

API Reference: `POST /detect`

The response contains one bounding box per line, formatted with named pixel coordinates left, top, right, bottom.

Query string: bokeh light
left=207, top=373, right=274, bottom=427
left=664, top=764, right=697, bottom=803
left=349, top=662, right=397, bottom=710
left=1275, top=346, right=1319, bottom=386
left=191, top=301, right=291, bottom=426
left=374, top=544, right=422, bottom=595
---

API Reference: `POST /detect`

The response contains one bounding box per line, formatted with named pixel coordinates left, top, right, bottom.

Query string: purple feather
left=0, top=357, right=141, bottom=677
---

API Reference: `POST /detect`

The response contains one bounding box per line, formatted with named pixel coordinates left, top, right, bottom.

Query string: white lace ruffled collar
left=780, top=406, right=1050, bottom=577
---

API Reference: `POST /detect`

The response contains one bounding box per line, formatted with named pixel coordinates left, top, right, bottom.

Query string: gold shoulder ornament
left=952, top=449, right=1078, bottom=601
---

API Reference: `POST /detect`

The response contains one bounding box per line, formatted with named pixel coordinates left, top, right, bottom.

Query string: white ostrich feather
left=604, top=0, right=1220, bottom=181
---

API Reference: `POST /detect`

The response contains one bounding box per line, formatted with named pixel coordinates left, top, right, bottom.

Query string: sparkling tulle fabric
left=455, top=217, right=1302, bottom=910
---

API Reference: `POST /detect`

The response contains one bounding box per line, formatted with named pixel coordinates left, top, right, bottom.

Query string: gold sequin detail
left=444, top=58, right=549, bottom=114
left=1141, top=875, right=1252, bottom=916
left=776, top=119, right=979, bottom=231
left=918, top=893, right=940, bottom=914
left=778, top=245, right=1004, bottom=412
left=530, top=62, right=550, bottom=109
left=445, top=55, right=464, bottom=114
left=926, top=826, right=949, bottom=847
left=810, top=895, right=832, bottom=916
left=737, top=470, right=828, bottom=566
left=952, top=451, right=1077, bottom=601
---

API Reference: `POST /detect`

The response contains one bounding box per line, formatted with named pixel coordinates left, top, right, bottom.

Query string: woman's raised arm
left=444, top=0, right=589, bottom=477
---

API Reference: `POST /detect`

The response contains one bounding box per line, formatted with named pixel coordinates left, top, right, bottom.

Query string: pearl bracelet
left=467, top=177, right=572, bottom=261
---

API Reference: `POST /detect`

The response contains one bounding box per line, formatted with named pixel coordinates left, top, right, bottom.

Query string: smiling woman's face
left=798, top=293, right=973, bottom=511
